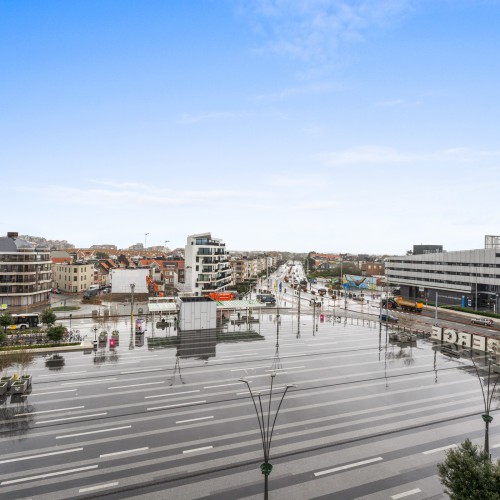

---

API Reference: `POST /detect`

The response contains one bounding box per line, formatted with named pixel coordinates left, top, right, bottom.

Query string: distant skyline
left=2, top=1, right=499, bottom=254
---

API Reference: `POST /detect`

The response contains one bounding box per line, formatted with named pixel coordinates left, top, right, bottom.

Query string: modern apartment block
left=184, top=233, right=231, bottom=296
left=54, top=262, right=95, bottom=293
left=385, top=235, right=500, bottom=310
left=0, top=232, right=52, bottom=308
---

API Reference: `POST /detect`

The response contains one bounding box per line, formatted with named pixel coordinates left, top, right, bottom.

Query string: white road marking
left=204, top=383, right=242, bottom=389
left=491, top=443, right=500, bottom=449
left=121, top=368, right=163, bottom=375
left=56, top=425, right=131, bottom=439
left=0, top=448, right=83, bottom=464
left=314, top=457, right=383, bottom=477
left=144, top=390, right=200, bottom=399
left=16, top=406, right=84, bottom=417
left=183, top=445, right=213, bottom=454
left=1, top=465, right=98, bottom=485
left=62, top=378, right=116, bottom=386
left=220, top=353, right=259, bottom=359
left=391, top=488, right=422, bottom=499
left=30, top=389, right=77, bottom=396
left=39, top=371, right=87, bottom=377
left=230, top=365, right=269, bottom=372
left=265, top=366, right=305, bottom=372
left=100, top=447, right=148, bottom=458
left=176, top=416, right=214, bottom=424
left=109, top=381, right=165, bottom=390
left=423, top=444, right=457, bottom=454
left=147, top=400, right=206, bottom=411
left=36, top=412, right=107, bottom=424
left=79, top=482, right=119, bottom=493
left=236, top=386, right=286, bottom=396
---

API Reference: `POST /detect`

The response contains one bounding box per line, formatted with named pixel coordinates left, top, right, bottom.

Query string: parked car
left=471, top=317, right=494, bottom=326
left=380, top=313, right=398, bottom=323
left=51, top=288, right=61, bottom=294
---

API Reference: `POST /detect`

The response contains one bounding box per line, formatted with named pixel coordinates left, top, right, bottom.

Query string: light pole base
left=260, top=462, right=273, bottom=475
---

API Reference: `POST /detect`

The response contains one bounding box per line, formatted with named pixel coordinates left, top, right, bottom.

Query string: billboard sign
left=343, top=274, right=381, bottom=290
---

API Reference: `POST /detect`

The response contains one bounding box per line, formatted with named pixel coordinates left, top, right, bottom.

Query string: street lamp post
left=238, top=374, right=296, bottom=499
left=69, top=313, right=72, bottom=333
left=459, top=350, right=500, bottom=459
left=93, top=326, right=98, bottom=343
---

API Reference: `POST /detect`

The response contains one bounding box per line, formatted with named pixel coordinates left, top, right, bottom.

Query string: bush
left=438, top=439, right=500, bottom=499
left=46, top=325, right=66, bottom=343
left=41, top=308, right=57, bottom=327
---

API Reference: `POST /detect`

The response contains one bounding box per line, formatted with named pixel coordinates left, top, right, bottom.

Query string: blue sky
left=1, top=0, right=499, bottom=254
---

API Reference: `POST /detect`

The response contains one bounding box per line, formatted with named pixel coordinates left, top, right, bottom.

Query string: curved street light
left=239, top=374, right=296, bottom=499
left=459, top=349, right=500, bottom=458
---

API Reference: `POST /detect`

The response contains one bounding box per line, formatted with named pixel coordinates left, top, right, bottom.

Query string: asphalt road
left=0, top=310, right=498, bottom=500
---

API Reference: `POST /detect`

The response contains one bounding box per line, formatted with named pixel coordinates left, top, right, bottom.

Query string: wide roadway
left=0, top=312, right=498, bottom=499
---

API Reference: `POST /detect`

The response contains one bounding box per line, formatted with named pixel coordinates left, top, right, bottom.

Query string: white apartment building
left=0, top=232, right=52, bottom=308
left=184, top=233, right=232, bottom=296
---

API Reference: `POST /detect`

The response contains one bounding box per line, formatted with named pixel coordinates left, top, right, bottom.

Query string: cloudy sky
left=1, top=0, right=499, bottom=254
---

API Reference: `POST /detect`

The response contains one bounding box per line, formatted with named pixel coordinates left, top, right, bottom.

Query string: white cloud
left=13, top=184, right=263, bottom=208
left=299, top=201, right=337, bottom=210
left=319, top=146, right=500, bottom=166
left=240, top=0, right=413, bottom=62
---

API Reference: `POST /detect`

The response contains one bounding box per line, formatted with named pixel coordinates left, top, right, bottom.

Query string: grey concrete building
left=385, top=235, right=500, bottom=311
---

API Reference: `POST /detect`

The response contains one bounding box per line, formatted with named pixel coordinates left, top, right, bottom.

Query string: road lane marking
left=30, top=389, right=77, bottom=396
left=144, top=390, right=200, bottom=399
left=230, top=365, right=269, bottom=372
left=0, top=465, right=98, bottom=485
left=204, top=383, right=242, bottom=389
left=16, top=406, right=84, bottom=417
left=423, top=444, right=457, bottom=454
left=100, top=447, right=148, bottom=458
left=39, top=371, right=87, bottom=377
left=491, top=443, right=500, bottom=449
left=220, top=353, right=259, bottom=359
left=79, top=482, right=119, bottom=493
left=391, top=488, right=422, bottom=499
left=109, top=381, right=165, bottom=390
left=147, top=400, right=206, bottom=411
left=314, top=457, right=383, bottom=477
left=236, top=386, right=286, bottom=396
left=36, top=412, right=107, bottom=424
left=183, top=445, right=213, bottom=454
left=0, top=448, right=83, bottom=464
left=265, top=366, right=305, bottom=372
left=62, top=378, right=116, bottom=386
left=56, top=425, right=131, bottom=439
left=121, top=368, right=163, bottom=375
left=176, top=416, right=214, bottom=424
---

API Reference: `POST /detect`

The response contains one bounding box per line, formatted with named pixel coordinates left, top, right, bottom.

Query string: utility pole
left=435, top=291, right=439, bottom=326
left=130, top=283, right=135, bottom=329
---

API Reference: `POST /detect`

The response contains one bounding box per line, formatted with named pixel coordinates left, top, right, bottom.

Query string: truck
left=382, top=296, right=423, bottom=313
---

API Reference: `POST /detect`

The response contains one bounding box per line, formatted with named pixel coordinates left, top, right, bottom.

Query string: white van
left=88, top=285, right=100, bottom=291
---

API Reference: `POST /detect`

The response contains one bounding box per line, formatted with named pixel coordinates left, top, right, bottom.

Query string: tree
left=0, top=313, right=13, bottom=334
left=46, top=325, right=66, bottom=344
left=41, top=308, right=57, bottom=327
left=438, top=439, right=500, bottom=499
left=95, top=251, right=109, bottom=259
